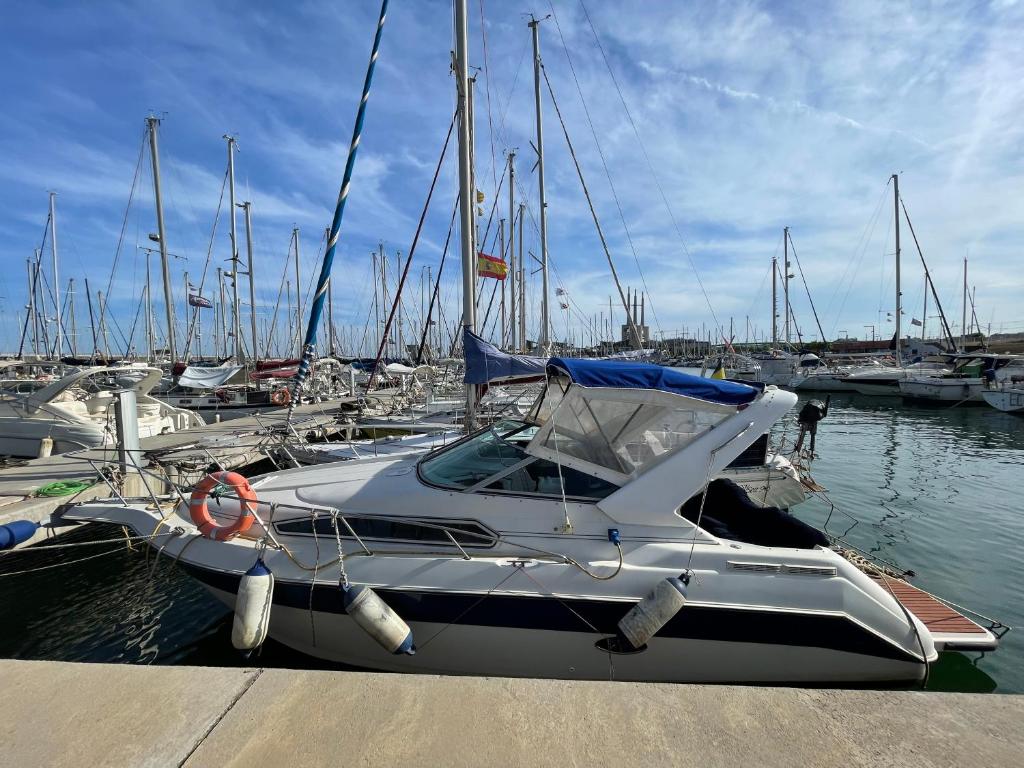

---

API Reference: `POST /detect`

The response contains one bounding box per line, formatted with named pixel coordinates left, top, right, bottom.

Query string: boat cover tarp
left=463, top=328, right=547, bottom=384
left=176, top=365, right=244, bottom=390
left=547, top=357, right=757, bottom=405
left=384, top=363, right=434, bottom=377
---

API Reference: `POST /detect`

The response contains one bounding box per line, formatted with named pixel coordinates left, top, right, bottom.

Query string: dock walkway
left=1, top=659, right=1021, bottom=767
left=0, top=399, right=354, bottom=547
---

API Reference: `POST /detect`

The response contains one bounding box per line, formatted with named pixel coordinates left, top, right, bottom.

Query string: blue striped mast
left=290, top=0, right=389, bottom=407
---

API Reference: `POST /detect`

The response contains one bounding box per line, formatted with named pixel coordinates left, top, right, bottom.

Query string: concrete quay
left=0, top=399, right=353, bottom=548
left=1, top=659, right=1021, bottom=767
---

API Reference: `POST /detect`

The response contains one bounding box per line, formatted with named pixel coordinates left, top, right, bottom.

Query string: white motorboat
left=0, top=366, right=203, bottom=457
left=981, top=385, right=1024, bottom=413
left=63, top=359, right=1000, bottom=684
left=839, top=356, right=955, bottom=396
left=898, top=355, right=1024, bottom=404
left=788, top=354, right=853, bottom=392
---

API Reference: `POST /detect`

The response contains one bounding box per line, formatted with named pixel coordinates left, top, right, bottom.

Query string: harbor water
left=0, top=393, right=1021, bottom=692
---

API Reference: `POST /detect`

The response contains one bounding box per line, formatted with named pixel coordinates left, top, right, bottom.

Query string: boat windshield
left=418, top=419, right=618, bottom=499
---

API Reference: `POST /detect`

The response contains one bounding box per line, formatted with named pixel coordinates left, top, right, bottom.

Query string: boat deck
left=874, top=575, right=999, bottom=651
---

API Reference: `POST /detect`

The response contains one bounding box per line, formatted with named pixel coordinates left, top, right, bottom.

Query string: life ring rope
left=189, top=470, right=257, bottom=540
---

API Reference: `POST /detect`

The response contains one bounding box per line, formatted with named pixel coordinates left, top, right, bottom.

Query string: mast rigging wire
left=540, top=61, right=643, bottom=352
left=577, top=0, right=723, bottom=341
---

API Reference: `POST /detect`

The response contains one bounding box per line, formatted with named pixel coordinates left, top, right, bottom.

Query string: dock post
left=349, top=366, right=357, bottom=397
left=114, top=389, right=142, bottom=476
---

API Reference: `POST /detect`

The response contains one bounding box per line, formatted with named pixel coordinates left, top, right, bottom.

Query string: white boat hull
left=981, top=389, right=1024, bottom=413
left=197, top=579, right=926, bottom=685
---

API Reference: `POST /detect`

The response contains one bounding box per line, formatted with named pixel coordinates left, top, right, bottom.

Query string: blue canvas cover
left=463, top=328, right=547, bottom=384
left=547, top=357, right=758, bottom=406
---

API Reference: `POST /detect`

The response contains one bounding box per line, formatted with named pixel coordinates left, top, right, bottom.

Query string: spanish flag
left=477, top=252, right=508, bottom=280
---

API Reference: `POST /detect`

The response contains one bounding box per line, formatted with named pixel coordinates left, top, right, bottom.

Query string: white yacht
left=0, top=366, right=203, bottom=457
left=898, top=355, right=1024, bottom=404
left=788, top=353, right=853, bottom=392
left=63, top=359, right=1000, bottom=684
left=839, top=356, right=955, bottom=396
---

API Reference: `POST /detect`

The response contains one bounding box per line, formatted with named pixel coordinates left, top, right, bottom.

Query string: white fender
left=617, top=577, right=688, bottom=649
left=232, top=559, right=274, bottom=651
left=343, top=584, right=415, bottom=655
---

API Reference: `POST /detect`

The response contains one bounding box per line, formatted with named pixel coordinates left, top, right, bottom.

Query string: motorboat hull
left=981, top=389, right=1024, bottom=413
left=898, top=379, right=987, bottom=404
left=191, top=565, right=927, bottom=685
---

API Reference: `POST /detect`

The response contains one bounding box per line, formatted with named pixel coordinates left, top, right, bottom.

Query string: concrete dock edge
left=1, top=659, right=1021, bottom=767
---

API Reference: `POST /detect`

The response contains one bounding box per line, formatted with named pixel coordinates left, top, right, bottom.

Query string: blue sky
left=1, top=0, right=1022, bottom=355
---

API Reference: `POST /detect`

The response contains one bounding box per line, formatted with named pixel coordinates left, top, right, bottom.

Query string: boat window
left=527, top=386, right=731, bottom=482
left=274, top=516, right=495, bottom=547
left=484, top=458, right=618, bottom=499
left=418, top=420, right=534, bottom=490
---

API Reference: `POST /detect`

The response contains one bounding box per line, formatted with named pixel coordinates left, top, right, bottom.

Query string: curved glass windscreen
left=419, top=421, right=532, bottom=490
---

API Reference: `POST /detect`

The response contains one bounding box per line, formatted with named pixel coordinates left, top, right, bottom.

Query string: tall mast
left=455, top=0, right=477, bottom=426
left=921, top=274, right=928, bottom=342
left=27, top=258, right=38, bottom=356
left=217, top=267, right=227, bottom=358
left=293, top=227, right=301, bottom=357
left=147, top=116, right=176, bottom=363
left=961, top=254, right=968, bottom=352
left=892, top=173, right=901, bottom=364
left=49, top=192, right=61, bottom=359
left=146, top=251, right=155, bottom=361
left=499, top=218, right=506, bottom=344
left=182, top=270, right=190, bottom=361
left=529, top=15, right=551, bottom=353
left=225, top=135, right=243, bottom=363
left=518, top=202, right=526, bottom=348
left=783, top=226, right=789, bottom=346
left=68, top=278, right=77, bottom=357
left=771, top=249, right=777, bottom=348
left=508, top=150, right=516, bottom=351
left=242, top=201, right=259, bottom=372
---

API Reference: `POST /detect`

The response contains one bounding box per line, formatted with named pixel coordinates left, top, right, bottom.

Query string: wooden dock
left=0, top=399, right=355, bottom=549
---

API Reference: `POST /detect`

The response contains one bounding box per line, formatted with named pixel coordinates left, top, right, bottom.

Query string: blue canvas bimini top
left=546, top=357, right=758, bottom=406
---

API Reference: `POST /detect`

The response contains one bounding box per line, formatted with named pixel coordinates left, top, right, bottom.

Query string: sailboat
left=60, top=0, right=1002, bottom=684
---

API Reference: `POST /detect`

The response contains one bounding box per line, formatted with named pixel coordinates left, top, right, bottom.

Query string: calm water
left=1, top=393, right=1021, bottom=691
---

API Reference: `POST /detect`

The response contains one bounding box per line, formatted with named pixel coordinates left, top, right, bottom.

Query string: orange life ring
left=188, top=471, right=257, bottom=540
left=271, top=388, right=291, bottom=406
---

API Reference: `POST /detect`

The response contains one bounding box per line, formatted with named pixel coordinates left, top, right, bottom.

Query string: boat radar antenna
left=287, top=0, right=389, bottom=420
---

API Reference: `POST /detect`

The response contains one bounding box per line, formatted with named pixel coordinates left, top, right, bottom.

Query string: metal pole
left=892, top=173, right=901, bottom=363
left=529, top=15, right=550, bottom=352
left=217, top=267, right=227, bottom=359
left=293, top=227, right=301, bottom=357
left=147, top=117, right=176, bottom=363
left=783, top=226, right=789, bottom=345
left=49, top=191, right=61, bottom=359
left=771, top=249, right=777, bottom=348
left=961, top=254, right=968, bottom=351
left=508, top=151, right=516, bottom=351
left=68, top=278, right=77, bottom=357
left=242, top=201, right=259, bottom=373
left=455, top=0, right=477, bottom=426
left=225, top=135, right=243, bottom=363
left=145, top=252, right=154, bottom=361
left=518, top=202, right=526, bottom=349
left=499, top=218, right=506, bottom=345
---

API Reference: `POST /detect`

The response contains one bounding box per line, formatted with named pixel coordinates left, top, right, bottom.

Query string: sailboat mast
left=529, top=15, right=551, bottom=353
left=922, top=274, right=928, bottom=342
left=780, top=228, right=788, bottom=345
left=293, top=227, right=301, bottom=357
left=892, top=173, right=902, bottom=364
left=508, top=151, right=516, bottom=351
left=68, top=278, right=77, bottom=358
left=455, top=0, right=477, bottom=426
left=961, top=254, right=968, bottom=351
left=147, top=116, right=176, bottom=363
left=49, top=192, right=61, bottom=359
left=146, top=251, right=155, bottom=361
left=225, top=135, right=243, bottom=363
left=771, top=249, right=777, bottom=348
left=217, top=267, right=227, bottom=358
left=242, top=201, right=259, bottom=374
left=518, top=202, right=526, bottom=349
